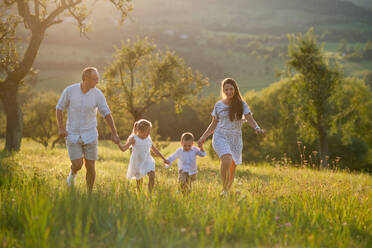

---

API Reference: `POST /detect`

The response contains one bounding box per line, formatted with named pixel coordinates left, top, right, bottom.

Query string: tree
left=0, top=0, right=132, bottom=151
left=23, top=91, right=60, bottom=148
left=337, top=39, right=349, bottom=54
left=287, top=28, right=342, bottom=166
left=363, top=40, right=372, bottom=59
left=363, top=70, right=372, bottom=89
left=103, top=38, right=209, bottom=122
left=189, top=95, right=218, bottom=128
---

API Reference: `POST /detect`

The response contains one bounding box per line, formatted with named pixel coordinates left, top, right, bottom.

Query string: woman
left=198, top=78, right=264, bottom=196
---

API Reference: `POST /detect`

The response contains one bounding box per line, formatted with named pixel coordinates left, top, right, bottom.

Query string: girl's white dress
left=127, top=135, right=155, bottom=179
left=211, top=100, right=251, bottom=165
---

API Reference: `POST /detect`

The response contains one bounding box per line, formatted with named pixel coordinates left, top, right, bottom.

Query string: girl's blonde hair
left=131, top=119, right=152, bottom=135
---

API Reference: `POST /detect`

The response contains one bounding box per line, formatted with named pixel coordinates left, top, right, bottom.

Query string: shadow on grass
left=0, top=149, right=14, bottom=159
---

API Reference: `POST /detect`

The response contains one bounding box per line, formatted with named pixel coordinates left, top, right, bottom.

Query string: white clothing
left=166, top=147, right=206, bottom=175
left=56, top=83, right=111, bottom=144
left=211, top=100, right=251, bottom=165
left=127, top=135, right=155, bottom=180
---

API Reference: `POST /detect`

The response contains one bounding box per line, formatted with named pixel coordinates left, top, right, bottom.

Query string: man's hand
left=111, top=132, right=120, bottom=144
left=58, top=128, right=68, bottom=138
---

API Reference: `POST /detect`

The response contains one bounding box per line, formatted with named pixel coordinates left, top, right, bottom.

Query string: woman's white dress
left=212, top=100, right=251, bottom=165
left=127, top=135, right=155, bottom=179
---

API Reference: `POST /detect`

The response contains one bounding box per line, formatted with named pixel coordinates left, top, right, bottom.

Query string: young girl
left=118, top=119, right=167, bottom=193
left=198, top=78, right=264, bottom=196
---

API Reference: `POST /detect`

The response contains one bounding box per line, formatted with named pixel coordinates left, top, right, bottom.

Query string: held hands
left=164, top=159, right=170, bottom=168
left=197, top=138, right=205, bottom=148
left=111, top=132, right=120, bottom=144
left=58, top=128, right=68, bottom=138
left=118, top=143, right=125, bottom=152
left=255, top=127, right=265, bottom=135
left=199, top=143, right=205, bottom=152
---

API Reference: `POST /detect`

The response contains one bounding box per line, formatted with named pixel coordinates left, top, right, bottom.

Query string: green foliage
left=243, top=79, right=300, bottom=162
left=189, top=95, right=219, bottom=128
left=23, top=92, right=60, bottom=148
left=330, top=77, right=372, bottom=144
left=363, top=70, right=372, bottom=89
left=287, top=28, right=343, bottom=165
left=337, top=39, right=349, bottom=54
left=242, top=75, right=372, bottom=170
left=343, top=40, right=372, bottom=61
left=364, top=40, right=372, bottom=59
left=103, top=37, right=209, bottom=121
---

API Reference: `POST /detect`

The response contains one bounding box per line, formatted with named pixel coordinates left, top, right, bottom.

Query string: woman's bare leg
left=220, top=154, right=233, bottom=192
left=227, top=160, right=236, bottom=190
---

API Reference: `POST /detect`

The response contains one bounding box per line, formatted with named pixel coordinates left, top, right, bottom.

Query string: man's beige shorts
left=178, top=170, right=197, bottom=184
left=66, top=137, right=98, bottom=161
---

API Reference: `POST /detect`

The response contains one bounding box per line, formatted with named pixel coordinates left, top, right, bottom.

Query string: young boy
left=165, top=132, right=206, bottom=193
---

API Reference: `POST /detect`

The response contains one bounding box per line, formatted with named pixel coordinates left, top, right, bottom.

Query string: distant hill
left=31, top=0, right=372, bottom=93
left=348, top=0, right=372, bottom=9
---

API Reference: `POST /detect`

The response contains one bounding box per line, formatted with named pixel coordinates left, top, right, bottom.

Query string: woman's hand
left=197, top=138, right=205, bottom=148
left=255, top=127, right=265, bottom=135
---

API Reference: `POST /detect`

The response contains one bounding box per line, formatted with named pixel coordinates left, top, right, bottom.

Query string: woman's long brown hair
left=221, top=78, right=244, bottom=121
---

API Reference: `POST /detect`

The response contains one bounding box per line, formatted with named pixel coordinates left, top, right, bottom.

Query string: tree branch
left=43, top=0, right=82, bottom=27
left=17, top=0, right=33, bottom=28
left=34, top=0, right=39, bottom=19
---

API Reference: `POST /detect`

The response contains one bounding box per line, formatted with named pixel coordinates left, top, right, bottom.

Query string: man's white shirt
left=56, top=83, right=110, bottom=144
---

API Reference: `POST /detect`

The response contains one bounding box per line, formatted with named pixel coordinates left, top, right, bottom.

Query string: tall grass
left=0, top=140, right=371, bottom=247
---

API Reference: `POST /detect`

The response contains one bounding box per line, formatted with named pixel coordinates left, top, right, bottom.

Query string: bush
left=23, top=92, right=61, bottom=148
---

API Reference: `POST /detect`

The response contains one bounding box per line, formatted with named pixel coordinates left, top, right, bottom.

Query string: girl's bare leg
left=147, top=171, right=155, bottom=194
left=136, top=179, right=143, bottom=193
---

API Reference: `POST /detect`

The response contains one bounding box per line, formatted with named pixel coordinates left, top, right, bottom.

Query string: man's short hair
left=82, top=67, right=98, bottom=81
left=181, top=132, right=194, bottom=142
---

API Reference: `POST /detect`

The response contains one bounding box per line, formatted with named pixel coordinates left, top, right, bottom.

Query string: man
left=56, top=67, right=120, bottom=192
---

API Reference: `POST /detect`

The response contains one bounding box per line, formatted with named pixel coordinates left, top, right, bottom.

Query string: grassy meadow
left=1, top=139, right=371, bottom=247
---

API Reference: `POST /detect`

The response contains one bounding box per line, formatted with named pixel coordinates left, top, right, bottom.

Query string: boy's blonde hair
left=181, top=132, right=194, bottom=142
left=132, top=119, right=152, bottom=135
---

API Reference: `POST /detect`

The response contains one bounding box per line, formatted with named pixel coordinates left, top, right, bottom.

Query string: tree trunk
left=0, top=85, right=23, bottom=151
left=132, top=109, right=143, bottom=122
left=319, top=127, right=329, bottom=168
